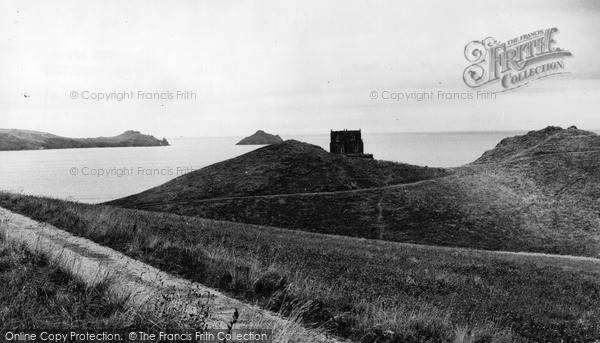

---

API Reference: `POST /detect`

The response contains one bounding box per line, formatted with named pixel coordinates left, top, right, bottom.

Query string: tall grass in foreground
left=1, top=192, right=599, bottom=342
left=0, top=231, right=198, bottom=331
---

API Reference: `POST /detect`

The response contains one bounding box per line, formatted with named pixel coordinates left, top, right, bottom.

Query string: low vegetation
left=2, top=193, right=599, bottom=342
left=108, top=139, right=449, bottom=204
left=108, top=127, right=600, bottom=258
left=0, top=230, right=197, bottom=332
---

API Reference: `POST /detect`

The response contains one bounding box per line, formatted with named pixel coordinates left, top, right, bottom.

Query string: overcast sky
left=1, top=0, right=599, bottom=138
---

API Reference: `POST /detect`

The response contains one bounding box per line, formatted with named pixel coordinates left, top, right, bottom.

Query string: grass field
left=110, top=159, right=600, bottom=257
left=108, top=129, right=600, bottom=259
left=2, top=192, right=599, bottom=342
left=0, top=230, right=199, bottom=332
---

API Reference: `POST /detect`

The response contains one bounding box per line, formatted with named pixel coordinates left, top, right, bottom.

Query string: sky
left=1, top=0, right=599, bottom=138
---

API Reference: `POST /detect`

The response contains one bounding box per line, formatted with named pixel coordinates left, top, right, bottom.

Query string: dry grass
left=105, top=131, right=600, bottom=259
left=108, top=156, right=600, bottom=259
left=2, top=193, right=600, bottom=342
left=0, top=234, right=153, bottom=331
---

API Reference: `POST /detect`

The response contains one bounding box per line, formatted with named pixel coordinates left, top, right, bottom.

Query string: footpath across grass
left=0, top=232, right=161, bottom=331
left=1, top=192, right=600, bottom=342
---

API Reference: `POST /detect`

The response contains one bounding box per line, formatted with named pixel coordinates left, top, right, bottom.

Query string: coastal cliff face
left=236, top=130, right=283, bottom=145
left=0, top=129, right=169, bottom=150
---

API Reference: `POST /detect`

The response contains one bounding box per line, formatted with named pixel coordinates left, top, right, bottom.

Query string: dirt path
left=115, top=148, right=600, bottom=210
left=122, top=177, right=447, bottom=209
left=0, top=207, right=346, bottom=343
left=375, top=192, right=385, bottom=240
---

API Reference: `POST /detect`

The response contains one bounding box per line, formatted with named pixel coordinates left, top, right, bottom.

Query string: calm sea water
left=0, top=131, right=527, bottom=204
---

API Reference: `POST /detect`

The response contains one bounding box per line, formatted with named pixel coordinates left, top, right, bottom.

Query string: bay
left=0, top=131, right=530, bottom=203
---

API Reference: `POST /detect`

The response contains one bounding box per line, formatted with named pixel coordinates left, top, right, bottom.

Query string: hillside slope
left=3, top=193, right=600, bottom=342
left=108, top=127, right=600, bottom=257
left=473, top=125, right=600, bottom=164
left=108, top=140, right=449, bottom=205
left=0, top=129, right=169, bottom=150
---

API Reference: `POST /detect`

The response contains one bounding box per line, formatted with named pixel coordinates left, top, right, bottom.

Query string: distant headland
left=0, top=129, right=170, bottom=151
left=236, top=130, right=283, bottom=145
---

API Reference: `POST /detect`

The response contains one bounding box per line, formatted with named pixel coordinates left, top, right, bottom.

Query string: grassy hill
left=109, top=140, right=449, bottom=203
left=108, top=127, right=600, bottom=258
left=472, top=125, right=600, bottom=164
left=3, top=126, right=599, bottom=341
left=2, top=193, right=600, bottom=342
left=0, top=129, right=169, bottom=150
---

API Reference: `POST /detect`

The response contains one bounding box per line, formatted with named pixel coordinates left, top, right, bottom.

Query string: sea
left=0, top=131, right=530, bottom=204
